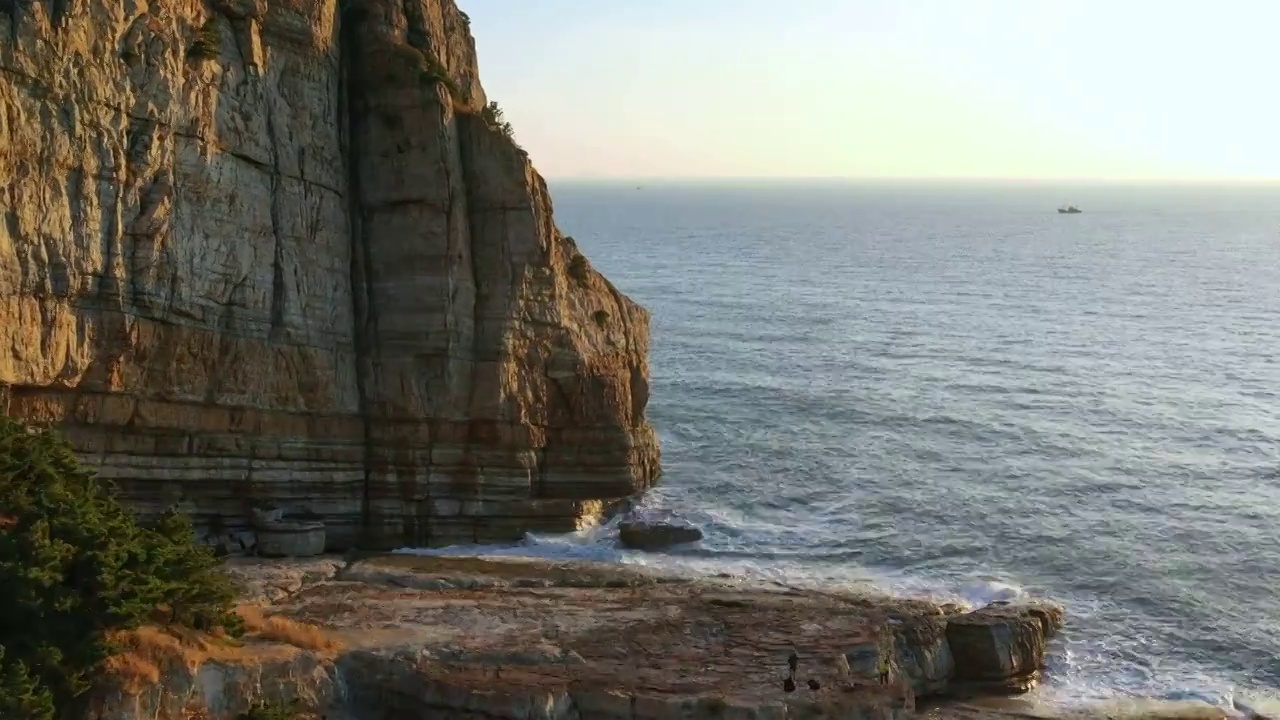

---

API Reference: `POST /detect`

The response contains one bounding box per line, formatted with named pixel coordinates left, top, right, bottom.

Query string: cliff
left=0, top=0, right=660, bottom=548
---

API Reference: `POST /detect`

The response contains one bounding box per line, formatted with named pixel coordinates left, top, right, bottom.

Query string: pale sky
left=460, top=1, right=1280, bottom=180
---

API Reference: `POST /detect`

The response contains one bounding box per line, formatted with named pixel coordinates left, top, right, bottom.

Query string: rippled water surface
left=435, top=182, right=1280, bottom=706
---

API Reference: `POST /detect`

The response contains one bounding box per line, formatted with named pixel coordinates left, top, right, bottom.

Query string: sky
left=459, top=1, right=1280, bottom=181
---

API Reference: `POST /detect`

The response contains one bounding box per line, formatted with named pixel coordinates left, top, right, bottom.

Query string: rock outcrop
left=0, top=0, right=660, bottom=548
left=947, top=601, right=1065, bottom=695
left=83, top=555, right=1067, bottom=720
left=618, top=515, right=703, bottom=550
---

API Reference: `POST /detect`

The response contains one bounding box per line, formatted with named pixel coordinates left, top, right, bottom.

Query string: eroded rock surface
left=85, top=555, right=1067, bottom=720
left=0, top=0, right=659, bottom=549
left=947, top=601, right=1065, bottom=694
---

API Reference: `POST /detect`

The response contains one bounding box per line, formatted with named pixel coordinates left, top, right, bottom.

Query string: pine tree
left=0, top=646, right=56, bottom=720
left=0, top=417, right=242, bottom=714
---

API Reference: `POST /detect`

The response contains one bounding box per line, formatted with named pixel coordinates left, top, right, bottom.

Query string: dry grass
left=236, top=605, right=342, bottom=654
left=100, top=649, right=162, bottom=694
left=101, top=606, right=341, bottom=689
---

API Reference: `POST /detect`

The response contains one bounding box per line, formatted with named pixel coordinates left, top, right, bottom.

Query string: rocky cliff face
left=0, top=0, right=660, bottom=548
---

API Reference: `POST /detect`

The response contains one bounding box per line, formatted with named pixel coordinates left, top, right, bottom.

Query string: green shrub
left=187, top=18, right=222, bottom=60
left=481, top=101, right=518, bottom=143
left=568, top=253, right=590, bottom=285
left=0, top=647, right=55, bottom=720
left=593, top=309, right=610, bottom=327
left=0, top=417, right=242, bottom=718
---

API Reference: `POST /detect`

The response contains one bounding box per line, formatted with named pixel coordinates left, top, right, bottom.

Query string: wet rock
left=1022, top=600, right=1066, bottom=638
left=618, top=518, right=703, bottom=550
left=945, top=601, right=1064, bottom=694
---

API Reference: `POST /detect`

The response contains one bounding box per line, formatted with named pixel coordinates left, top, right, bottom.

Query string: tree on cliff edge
left=0, top=646, right=55, bottom=719
left=0, top=416, right=242, bottom=719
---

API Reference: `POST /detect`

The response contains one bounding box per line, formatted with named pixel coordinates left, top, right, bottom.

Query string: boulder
left=618, top=519, right=703, bottom=551
left=256, top=521, right=327, bottom=558
left=945, top=601, right=1064, bottom=694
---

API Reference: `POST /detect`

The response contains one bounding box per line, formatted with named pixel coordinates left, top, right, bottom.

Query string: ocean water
left=409, top=181, right=1280, bottom=710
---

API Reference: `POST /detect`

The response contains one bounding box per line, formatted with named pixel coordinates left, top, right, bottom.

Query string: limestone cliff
left=0, top=0, right=660, bottom=548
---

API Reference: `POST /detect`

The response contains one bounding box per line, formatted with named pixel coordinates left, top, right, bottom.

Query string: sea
left=403, top=181, right=1280, bottom=713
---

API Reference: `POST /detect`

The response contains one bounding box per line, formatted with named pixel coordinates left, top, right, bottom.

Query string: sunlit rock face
left=0, top=0, right=660, bottom=549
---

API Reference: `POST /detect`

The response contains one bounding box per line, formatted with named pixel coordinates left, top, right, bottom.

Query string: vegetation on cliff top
left=481, top=100, right=519, bottom=145
left=0, top=416, right=242, bottom=719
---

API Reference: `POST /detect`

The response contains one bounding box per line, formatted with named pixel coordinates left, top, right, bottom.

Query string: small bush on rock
left=568, top=253, right=590, bottom=285
left=481, top=101, right=518, bottom=143
left=187, top=19, right=222, bottom=60
left=0, top=416, right=242, bottom=719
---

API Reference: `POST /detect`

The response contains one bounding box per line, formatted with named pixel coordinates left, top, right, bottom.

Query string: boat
left=1057, top=205, right=1082, bottom=214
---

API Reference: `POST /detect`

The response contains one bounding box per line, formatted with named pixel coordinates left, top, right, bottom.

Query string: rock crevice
left=0, top=0, right=660, bottom=548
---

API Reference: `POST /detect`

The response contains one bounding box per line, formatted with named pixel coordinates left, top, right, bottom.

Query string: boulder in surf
left=945, top=600, right=1064, bottom=694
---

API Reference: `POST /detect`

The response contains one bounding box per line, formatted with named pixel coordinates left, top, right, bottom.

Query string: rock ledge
left=86, top=555, right=1066, bottom=719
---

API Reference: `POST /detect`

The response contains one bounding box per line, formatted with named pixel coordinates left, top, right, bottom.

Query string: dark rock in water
left=945, top=600, right=1064, bottom=695
left=617, top=513, right=703, bottom=550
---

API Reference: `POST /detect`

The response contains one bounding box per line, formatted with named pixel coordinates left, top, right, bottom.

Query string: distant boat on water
left=1058, top=205, right=1082, bottom=214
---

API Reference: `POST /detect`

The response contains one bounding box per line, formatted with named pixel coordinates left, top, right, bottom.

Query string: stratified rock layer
left=83, top=556, right=1067, bottom=720
left=0, top=0, right=659, bottom=548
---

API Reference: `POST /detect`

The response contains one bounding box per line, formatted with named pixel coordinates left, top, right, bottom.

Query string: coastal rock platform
left=86, top=554, right=1068, bottom=720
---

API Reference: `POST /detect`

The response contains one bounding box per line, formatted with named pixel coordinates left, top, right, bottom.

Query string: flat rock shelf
left=85, top=555, right=1068, bottom=720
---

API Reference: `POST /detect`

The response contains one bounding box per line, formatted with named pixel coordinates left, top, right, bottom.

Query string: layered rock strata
left=0, top=0, right=659, bottom=548
left=83, top=555, right=1067, bottom=720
